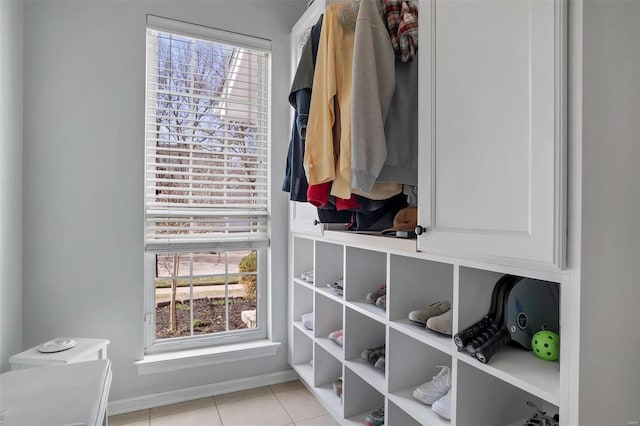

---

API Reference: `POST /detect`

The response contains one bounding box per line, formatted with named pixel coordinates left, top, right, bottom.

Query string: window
left=144, top=16, right=271, bottom=352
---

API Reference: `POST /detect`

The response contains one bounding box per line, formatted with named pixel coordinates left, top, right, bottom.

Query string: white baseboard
left=108, top=369, right=299, bottom=416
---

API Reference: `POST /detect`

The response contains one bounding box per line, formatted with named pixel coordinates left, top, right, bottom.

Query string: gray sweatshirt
left=351, top=0, right=419, bottom=193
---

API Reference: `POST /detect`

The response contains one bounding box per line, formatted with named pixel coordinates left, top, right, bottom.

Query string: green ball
left=531, top=331, right=560, bottom=361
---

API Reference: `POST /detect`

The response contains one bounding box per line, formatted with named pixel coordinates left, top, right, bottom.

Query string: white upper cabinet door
left=417, top=0, right=566, bottom=268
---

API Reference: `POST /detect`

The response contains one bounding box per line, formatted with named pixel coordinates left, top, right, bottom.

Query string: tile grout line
left=272, top=388, right=296, bottom=425
left=211, top=395, right=225, bottom=426
left=273, top=386, right=335, bottom=425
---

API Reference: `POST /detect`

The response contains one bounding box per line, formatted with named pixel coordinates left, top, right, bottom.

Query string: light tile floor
left=108, top=380, right=339, bottom=426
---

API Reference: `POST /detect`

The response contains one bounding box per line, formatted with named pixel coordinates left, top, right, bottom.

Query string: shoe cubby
left=314, top=241, right=344, bottom=301
left=388, top=254, right=455, bottom=354
left=387, top=328, right=452, bottom=425
left=456, top=267, right=560, bottom=405
left=314, top=292, right=344, bottom=361
left=292, top=282, right=314, bottom=339
left=343, top=246, right=387, bottom=321
left=342, top=367, right=385, bottom=424
left=292, top=236, right=314, bottom=286
left=313, top=343, right=344, bottom=418
left=386, top=400, right=422, bottom=426
left=292, top=327, right=314, bottom=384
left=456, top=361, right=558, bottom=426
left=343, top=307, right=386, bottom=392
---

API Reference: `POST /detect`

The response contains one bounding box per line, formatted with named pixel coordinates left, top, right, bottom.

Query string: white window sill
left=135, top=340, right=281, bottom=375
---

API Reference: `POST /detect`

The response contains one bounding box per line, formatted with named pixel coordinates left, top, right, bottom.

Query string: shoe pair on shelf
left=365, top=406, right=384, bottom=426
left=326, top=278, right=344, bottom=296
left=365, top=285, right=387, bottom=310
left=413, top=366, right=451, bottom=420
left=523, top=401, right=559, bottom=426
left=408, top=301, right=453, bottom=336
left=301, top=270, right=314, bottom=283
left=328, top=329, right=343, bottom=346
left=301, top=312, right=313, bottom=330
left=361, top=344, right=385, bottom=371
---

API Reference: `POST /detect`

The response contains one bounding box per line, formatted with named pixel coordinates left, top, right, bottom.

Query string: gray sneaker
left=361, top=344, right=385, bottom=365
left=408, top=301, right=451, bottom=325
left=366, top=285, right=386, bottom=304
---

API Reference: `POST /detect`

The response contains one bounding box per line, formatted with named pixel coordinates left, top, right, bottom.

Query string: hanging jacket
left=282, top=15, right=323, bottom=202
left=304, top=4, right=356, bottom=199
left=351, top=0, right=418, bottom=193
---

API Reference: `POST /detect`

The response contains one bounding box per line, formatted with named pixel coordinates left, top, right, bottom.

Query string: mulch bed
left=155, top=297, right=256, bottom=339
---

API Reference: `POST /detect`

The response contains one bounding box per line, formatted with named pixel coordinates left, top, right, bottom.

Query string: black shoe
left=523, top=401, right=559, bottom=426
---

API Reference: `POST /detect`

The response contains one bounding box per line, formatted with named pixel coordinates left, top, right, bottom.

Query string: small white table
left=1, top=359, right=112, bottom=426
left=9, top=338, right=110, bottom=370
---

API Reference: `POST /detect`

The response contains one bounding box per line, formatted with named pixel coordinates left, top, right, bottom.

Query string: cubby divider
left=344, top=300, right=386, bottom=323
left=292, top=321, right=314, bottom=340
left=344, top=357, right=386, bottom=395
left=389, top=320, right=456, bottom=355
left=293, top=277, right=315, bottom=291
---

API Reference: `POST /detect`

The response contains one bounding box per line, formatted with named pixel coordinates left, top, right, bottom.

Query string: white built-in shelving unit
left=288, top=232, right=563, bottom=425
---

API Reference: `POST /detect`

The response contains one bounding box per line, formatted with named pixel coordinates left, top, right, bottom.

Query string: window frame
left=143, top=15, right=272, bottom=354
left=143, top=249, right=268, bottom=354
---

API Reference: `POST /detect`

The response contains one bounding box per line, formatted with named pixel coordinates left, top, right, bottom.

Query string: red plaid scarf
left=383, top=0, right=419, bottom=62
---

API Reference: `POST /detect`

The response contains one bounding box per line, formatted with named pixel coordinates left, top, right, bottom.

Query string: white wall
left=22, top=0, right=305, bottom=400
left=580, top=0, right=640, bottom=424
left=0, top=0, right=23, bottom=373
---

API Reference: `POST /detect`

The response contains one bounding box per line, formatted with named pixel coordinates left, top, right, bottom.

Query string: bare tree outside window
left=152, top=34, right=263, bottom=219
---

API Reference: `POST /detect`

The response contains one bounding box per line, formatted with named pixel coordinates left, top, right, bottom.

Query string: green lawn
left=155, top=274, right=240, bottom=288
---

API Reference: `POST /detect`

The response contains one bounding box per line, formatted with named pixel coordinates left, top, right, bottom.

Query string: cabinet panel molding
left=417, top=0, right=566, bottom=268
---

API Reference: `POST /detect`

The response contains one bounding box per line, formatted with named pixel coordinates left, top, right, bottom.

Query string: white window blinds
left=145, top=17, right=271, bottom=253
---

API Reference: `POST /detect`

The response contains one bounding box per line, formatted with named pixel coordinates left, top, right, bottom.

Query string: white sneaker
left=432, top=389, right=452, bottom=420
left=412, top=366, right=450, bottom=405
left=301, top=312, right=314, bottom=330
